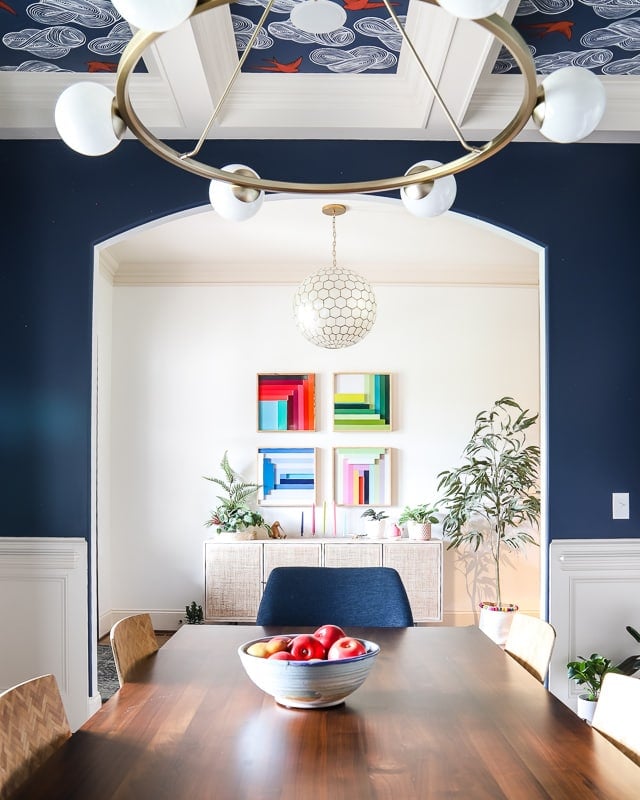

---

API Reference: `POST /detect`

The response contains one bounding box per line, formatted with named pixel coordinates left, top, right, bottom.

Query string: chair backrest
left=504, top=613, right=556, bottom=683
left=256, top=566, right=414, bottom=627
left=110, top=613, right=159, bottom=687
left=0, top=674, right=71, bottom=800
left=592, top=673, right=640, bottom=766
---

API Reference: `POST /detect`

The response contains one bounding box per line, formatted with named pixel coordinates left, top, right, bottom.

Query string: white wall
left=102, top=279, right=540, bottom=631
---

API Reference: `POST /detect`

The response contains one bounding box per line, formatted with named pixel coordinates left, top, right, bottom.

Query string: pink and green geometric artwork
left=258, top=374, right=316, bottom=431
left=333, top=373, right=391, bottom=431
left=334, top=447, right=392, bottom=507
left=258, top=448, right=317, bottom=506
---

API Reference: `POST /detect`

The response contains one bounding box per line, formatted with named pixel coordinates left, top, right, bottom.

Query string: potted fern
left=398, top=503, right=439, bottom=540
left=204, top=452, right=267, bottom=541
left=437, top=397, right=541, bottom=645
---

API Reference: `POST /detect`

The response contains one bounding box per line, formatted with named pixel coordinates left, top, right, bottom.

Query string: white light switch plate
left=612, top=492, right=630, bottom=519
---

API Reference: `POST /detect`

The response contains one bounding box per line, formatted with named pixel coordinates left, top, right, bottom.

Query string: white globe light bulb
left=111, top=0, right=196, bottom=32
left=209, top=164, right=264, bottom=222
left=400, top=160, right=457, bottom=218
left=290, top=0, right=347, bottom=34
left=55, top=83, right=125, bottom=156
left=436, top=0, right=503, bottom=19
left=536, top=66, right=606, bottom=144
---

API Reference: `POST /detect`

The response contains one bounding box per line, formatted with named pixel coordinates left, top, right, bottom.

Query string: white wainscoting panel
left=0, top=537, right=90, bottom=730
left=549, top=538, right=640, bottom=708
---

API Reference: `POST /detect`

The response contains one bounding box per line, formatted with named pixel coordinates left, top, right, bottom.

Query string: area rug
left=97, top=643, right=119, bottom=702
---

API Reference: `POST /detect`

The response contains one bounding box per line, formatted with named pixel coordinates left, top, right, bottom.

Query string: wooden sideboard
left=204, top=538, right=443, bottom=623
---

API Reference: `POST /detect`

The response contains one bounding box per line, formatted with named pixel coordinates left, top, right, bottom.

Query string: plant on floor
left=361, top=508, right=389, bottom=521
left=436, top=396, right=541, bottom=609
left=567, top=653, right=619, bottom=701
left=185, top=601, right=204, bottom=624
left=398, top=504, right=439, bottom=525
left=203, top=451, right=265, bottom=532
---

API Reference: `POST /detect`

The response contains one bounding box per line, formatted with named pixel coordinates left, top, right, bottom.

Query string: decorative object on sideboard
left=55, top=1, right=606, bottom=220
left=437, top=397, right=541, bottom=646
left=398, top=504, right=439, bottom=541
left=203, top=451, right=269, bottom=540
left=293, top=205, right=377, bottom=350
left=185, top=601, right=204, bottom=624
left=360, top=508, right=389, bottom=539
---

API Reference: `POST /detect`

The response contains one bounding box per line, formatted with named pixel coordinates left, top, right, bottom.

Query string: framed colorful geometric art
left=258, top=448, right=317, bottom=506
left=333, top=447, right=392, bottom=507
left=257, top=373, right=316, bottom=431
left=333, top=373, right=391, bottom=431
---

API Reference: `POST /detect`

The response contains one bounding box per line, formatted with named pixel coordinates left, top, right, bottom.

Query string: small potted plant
left=437, top=397, right=540, bottom=645
left=361, top=508, right=389, bottom=539
left=185, top=601, right=204, bottom=625
left=203, top=452, right=268, bottom=541
left=567, top=653, right=619, bottom=723
left=398, top=504, right=439, bottom=541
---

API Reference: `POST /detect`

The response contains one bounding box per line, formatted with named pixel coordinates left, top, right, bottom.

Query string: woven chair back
left=110, top=613, right=159, bottom=687
left=0, top=673, right=70, bottom=800
left=504, top=613, right=556, bottom=683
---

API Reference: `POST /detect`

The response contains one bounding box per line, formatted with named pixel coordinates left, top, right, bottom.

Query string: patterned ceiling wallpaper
left=0, top=0, right=637, bottom=75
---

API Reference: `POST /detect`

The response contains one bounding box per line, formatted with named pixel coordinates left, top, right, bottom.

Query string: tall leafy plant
left=437, top=397, right=541, bottom=608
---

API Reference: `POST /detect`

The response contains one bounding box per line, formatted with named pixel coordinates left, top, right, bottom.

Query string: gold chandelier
left=54, top=0, right=606, bottom=221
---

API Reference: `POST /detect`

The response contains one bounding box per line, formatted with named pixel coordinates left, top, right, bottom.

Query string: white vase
left=216, top=529, right=257, bottom=542
left=478, top=602, right=518, bottom=647
left=364, top=519, right=387, bottom=539
left=406, top=521, right=432, bottom=540
left=576, top=694, right=598, bottom=724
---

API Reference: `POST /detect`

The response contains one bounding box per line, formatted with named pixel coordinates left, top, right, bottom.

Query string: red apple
left=290, top=634, right=327, bottom=661
left=313, top=624, right=346, bottom=651
left=327, top=637, right=367, bottom=660
left=268, top=651, right=296, bottom=660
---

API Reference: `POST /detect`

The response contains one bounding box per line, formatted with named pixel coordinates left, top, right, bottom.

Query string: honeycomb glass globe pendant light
left=293, top=205, right=377, bottom=350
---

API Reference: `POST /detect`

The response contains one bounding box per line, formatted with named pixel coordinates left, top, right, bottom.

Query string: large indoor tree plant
left=437, top=396, right=541, bottom=644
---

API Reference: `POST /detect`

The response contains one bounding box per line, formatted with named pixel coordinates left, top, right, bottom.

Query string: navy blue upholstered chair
left=256, top=566, right=414, bottom=628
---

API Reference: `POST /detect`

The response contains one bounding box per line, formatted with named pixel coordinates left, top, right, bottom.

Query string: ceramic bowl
left=238, top=635, right=380, bottom=709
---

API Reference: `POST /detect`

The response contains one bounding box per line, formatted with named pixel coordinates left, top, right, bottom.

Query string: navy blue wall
left=1, top=139, right=638, bottom=541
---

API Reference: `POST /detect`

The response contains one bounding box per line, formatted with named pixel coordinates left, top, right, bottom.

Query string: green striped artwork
left=333, top=373, right=392, bottom=431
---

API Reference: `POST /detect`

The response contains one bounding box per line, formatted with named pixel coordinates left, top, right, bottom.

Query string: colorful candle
left=333, top=501, right=337, bottom=537
left=300, top=511, right=304, bottom=536
left=323, top=501, right=327, bottom=536
left=311, top=503, right=316, bottom=535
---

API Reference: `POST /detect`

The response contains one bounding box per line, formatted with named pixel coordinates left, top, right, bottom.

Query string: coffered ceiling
left=0, top=0, right=638, bottom=143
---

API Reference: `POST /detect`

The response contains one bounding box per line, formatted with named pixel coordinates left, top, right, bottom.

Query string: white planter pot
left=478, top=602, right=518, bottom=647
left=216, top=529, right=258, bottom=542
left=576, top=694, right=598, bottom=724
left=364, top=520, right=387, bottom=539
left=406, top=521, right=432, bottom=541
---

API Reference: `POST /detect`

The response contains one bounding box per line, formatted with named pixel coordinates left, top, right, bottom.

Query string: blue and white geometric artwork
left=258, top=447, right=317, bottom=506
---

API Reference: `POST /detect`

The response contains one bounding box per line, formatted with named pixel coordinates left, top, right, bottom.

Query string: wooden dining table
left=13, top=624, right=640, bottom=799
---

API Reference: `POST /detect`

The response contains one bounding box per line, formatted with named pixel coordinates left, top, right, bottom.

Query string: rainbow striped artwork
left=334, top=447, right=392, bottom=507
left=257, top=374, right=316, bottom=432
left=333, top=373, right=391, bottom=431
left=258, top=448, right=317, bottom=506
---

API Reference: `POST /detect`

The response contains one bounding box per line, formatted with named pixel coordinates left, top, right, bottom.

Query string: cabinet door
left=324, top=542, right=382, bottom=567
left=383, top=541, right=443, bottom=622
left=263, top=542, right=322, bottom=584
left=204, top=542, right=263, bottom=622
